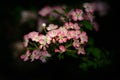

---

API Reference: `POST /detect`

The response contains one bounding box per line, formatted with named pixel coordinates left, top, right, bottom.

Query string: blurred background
left=0, top=0, right=120, bottom=80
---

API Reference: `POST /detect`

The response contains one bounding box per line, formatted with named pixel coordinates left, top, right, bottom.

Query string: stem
left=55, top=42, right=59, bottom=46
left=43, top=26, right=47, bottom=33
left=66, top=49, right=76, bottom=53
left=29, top=42, right=39, bottom=49
left=27, top=47, right=37, bottom=50
left=65, top=43, right=72, bottom=48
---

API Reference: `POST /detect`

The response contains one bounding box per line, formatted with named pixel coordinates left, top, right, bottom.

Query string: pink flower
left=47, top=24, right=58, bottom=31
left=77, top=47, right=85, bottom=55
left=45, top=35, right=52, bottom=44
left=24, top=34, right=29, bottom=47
left=73, top=23, right=80, bottom=30
left=39, top=51, right=51, bottom=63
left=30, top=50, right=41, bottom=62
left=55, top=48, right=60, bottom=53
left=92, top=22, right=99, bottom=32
left=47, top=29, right=59, bottom=38
left=59, top=45, right=66, bottom=52
left=58, top=27, right=68, bottom=36
left=38, top=6, right=52, bottom=17
left=20, top=11, right=37, bottom=24
left=73, top=39, right=80, bottom=49
left=28, top=31, right=40, bottom=42
left=52, top=38, right=56, bottom=43
left=54, top=45, right=66, bottom=53
left=20, top=50, right=31, bottom=61
left=71, top=9, right=84, bottom=21
left=64, top=22, right=74, bottom=29
left=67, top=30, right=81, bottom=40
left=53, top=6, right=65, bottom=14
left=80, top=31, right=88, bottom=44
left=39, top=45, right=48, bottom=50
left=73, top=30, right=81, bottom=39
left=83, top=3, right=96, bottom=13
left=64, top=22, right=80, bottom=30
left=96, top=1, right=109, bottom=16
left=56, top=27, right=68, bottom=43
left=84, top=13, right=95, bottom=23
left=67, top=30, right=75, bottom=39
left=58, top=37, right=67, bottom=43
left=39, top=35, right=51, bottom=45
left=28, top=50, right=51, bottom=62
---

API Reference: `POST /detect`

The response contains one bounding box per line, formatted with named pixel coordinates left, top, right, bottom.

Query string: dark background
left=0, top=0, right=120, bottom=80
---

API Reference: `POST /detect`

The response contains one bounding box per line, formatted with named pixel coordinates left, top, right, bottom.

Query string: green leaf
left=66, top=49, right=78, bottom=58
left=82, top=20, right=93, bottom=31
left=58, top=54, right=64, bottom=60
left=87, top=60, right=96, bottom=67
left=87, top=37, right=94, bottom=46
left=53, top=10, right=66, bottom=18
left=86, top=47, right=101, bottom=59
left=48, top=16, right=56, bottom=21
left=79, top=63, right=88, bottom=71
left=92, top=48, right=101, bottom=59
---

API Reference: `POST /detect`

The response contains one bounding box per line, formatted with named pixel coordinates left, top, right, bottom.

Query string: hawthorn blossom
left=80, top=31, right=88, bottom=44
left=40, top=51, right=51, bottom=63
left=23, top=31, right=40, bottom=47
left=73, top=23, right=80, bottom=30
left=92, top=22, right=99, bottom=32
left=56, top=27, right=68, bottom=43
left=73, top=30, right=81, bottom=39
left=47, top=24, right=58, bottom=31
left=83, top=3, right=96, bottom=13
left=52, top=38, right=56, bottom=43
left=59, top=45, right=66, bottom=52
left=71, top=9, right=84, bottom=21
left=49, top=6, right=65, bottom=18
left=84, top=12, right=95, bottom=23
left=67, top=30, right=75, bottom=40
left=57, top=36, right=67, bottom=43
left=21, top=50, right=31, bottom=61
left=73, top=39, right=80, bottom=49
left=28, top=31, right=40, bottom=42
left=24, top=34, right=29, bottom=47
left=77, top=47, right=85, bottom=55
left=64, top=22, right=74, bottom=29
left=24, top=31, right=40, bottom=47
left=64, top=22, right=80, bottom=30
left=38, top=6, right=52, bottom=17
left=47, top=29, right=59, bottom=38
left=39, top=35, right=51, bottom=45
left=55, top=49, right=60, bottom=53
left=21, top=50, right=51, bottom=62
left=30, top=50, right=41, bottom=62
left=96, top=1, right=109, bottom=16
left=38, top=34, right=51, bottom=51
left=53, top=6, right=65, bottom=14
left=39, top=34, right=51, bottom=48
left=20, top=11, right=37, bottom=24
left=55, top=45, right=66, bottom=53
left=58, top=27, right=68, bottom=36
left=21, top=3, right=107, bottom=63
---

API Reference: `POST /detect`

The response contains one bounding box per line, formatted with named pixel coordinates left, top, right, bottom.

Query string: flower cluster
left=21, top=22, right=88, bottom=62
left=21, top=1, right=109, bottom=63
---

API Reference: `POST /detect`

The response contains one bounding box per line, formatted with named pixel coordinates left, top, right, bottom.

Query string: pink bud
left=52, top=39, right=56, bottom=43
left=59, top=45, right=66, bottom=52
left=55, top=49, right=60, bottom=52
